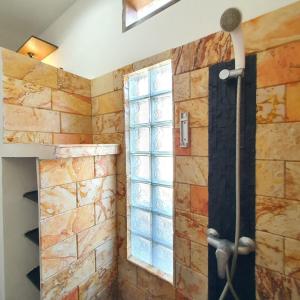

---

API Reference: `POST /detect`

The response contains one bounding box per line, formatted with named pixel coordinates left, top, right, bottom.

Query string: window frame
left=122, top=0, right=180, bottom=32
left=124, top=60, right=174, bottom=284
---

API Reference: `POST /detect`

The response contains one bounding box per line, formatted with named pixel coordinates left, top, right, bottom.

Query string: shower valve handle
left=216, top=244, right=232, bottom=279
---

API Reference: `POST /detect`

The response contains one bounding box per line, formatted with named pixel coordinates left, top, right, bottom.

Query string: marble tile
left=39, top=157, right=94, bottom=188
left=113, top=64, right=133, bottom=91
left=284, top=237, right=300, bottom=280
left=41, top=235, right=77, bottom=280
left=190, top=68, right=209, bottom=99
left=41, top=252, right=95, bottom=300
left=117, top=174, right=126, bottom=197
left=175, top=236, right=191, bottom=267
left=61, top=113, right=92, bottom=134
left=148, top=276, right=175, bottom=299
left=3, top=76, right=51, bottom=109
left=174, top=183, right=190, bottom=211
left=3, top=130, right=52, bottom=144
left=40, top=204, right=95, bottom=249
left=77, top=177, right=103, bottom=206
left=191, top=242, right=208, bottom=276
left=256, top=123, right=300, bottom=161
left=92, top=115, right=102, bottom=134
left=102, top=112, right=124, bottom=134
left=256, top=160, right=284, bottom=197
left=95, top=238, right=117, bottom=269
left=77, top=217, right=116, bottom=257
left=40, top=183, right=77, bottom=219
left=52, top=90, right=91, bottom=116
left=286, top=162, right=300, bottom=201
left=175, top=129, right=191, bottom=156
left=256, top=196, right=300, bottom=240
left=95, top=155, right=116, bottom=177
left=256, top=265, right=300, bottom=300
left=175, top=98, right=208, bottom=128
left=132, top=50, right=171, bottom=71
left=118, top=279, right=147, bottom=300
left=95, top=283, right=116, bottom=300
left=62, top=287, right=78, bottom=300
left=176, top=156, right=208, bottom=185
left=93, top=133, right=124, bottom=145
left=4, top=104, right=60, bottom=132
left=243, top=1, right=300, bottom=53
left=136, top=268, right=152, bottom=292
left=256, top=231, right=284, bottom=273
left=257, top=41, right=300, bottom=88
left=256, top=85, right=285, bottom=123
left=191, top=127, right=208, bottom=156
left=118, top=258, right=137, bottom=286
left=190, top=185, right=208, bottom=217
left=117, top=215, right=127, bottom=259
left=58, top=69, right=91, bottom=97
left=175, top=263, right=208, bottom=300
left=286, top=82, right=300, bottom=122
left=91, top=72, right=114, bottom=97
left=53, top=133, right=93, bottom=144
left=175, top=210, right=207, bottom=246
left=92, top=90, right=124, bottom=115
left=173, top=72, right=190, bottom=102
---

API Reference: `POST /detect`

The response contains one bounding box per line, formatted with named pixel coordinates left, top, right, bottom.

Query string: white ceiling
left=0, top=0, right=77, bottom=51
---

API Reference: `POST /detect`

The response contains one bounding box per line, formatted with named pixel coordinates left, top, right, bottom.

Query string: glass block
left=150, top=64, right=172, bottom=95
left=131, top=234, right=152, bottom=265
left=129, top=71, right=149, bottom=99
left=153, top=186, right=173, bottom=216
left=130, top=127, right=150, bottom=153
left=153, top=243, right=173, bottom=276
left=131, top=182, right=151, bottom=209
left=152, top=126, right=173, bottom=153
left=153, top=214, right=173, bottom=247
left=152, top=156, right=173, bottom=184
left=130, top=99, right=150, bottom=125
left=131, top=155, right=150, bottom=181
left=151, top=94, right=172, bottom=123
left=131, top=208, right=151, bottom=238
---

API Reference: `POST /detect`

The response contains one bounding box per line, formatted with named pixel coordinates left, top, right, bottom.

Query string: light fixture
left=17, top=36, right=58, bottom=61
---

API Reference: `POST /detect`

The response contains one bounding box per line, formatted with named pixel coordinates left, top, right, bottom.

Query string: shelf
left=24, top=228, right=39, bottom=246
left=23, top=191, right=38, bottom=203
left=26, top=266, right=40, bottom=290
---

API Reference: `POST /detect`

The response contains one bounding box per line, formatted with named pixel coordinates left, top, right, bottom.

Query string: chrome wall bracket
left=180, top=112, right=189, bottom=148
left=219, top=68, right=244, bottom=80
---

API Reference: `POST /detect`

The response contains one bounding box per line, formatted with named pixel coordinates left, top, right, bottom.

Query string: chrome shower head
left=220, top=8, right=242, bottom=32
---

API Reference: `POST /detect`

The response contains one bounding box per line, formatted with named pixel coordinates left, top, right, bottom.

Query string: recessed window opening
left=125, top=60, right=174, bottom=282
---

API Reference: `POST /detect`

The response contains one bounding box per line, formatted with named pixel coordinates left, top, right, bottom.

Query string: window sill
left=127, top=255, right=173, bottom=284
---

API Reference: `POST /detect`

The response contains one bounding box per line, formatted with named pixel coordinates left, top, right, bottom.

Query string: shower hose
left=219, top=75, right=242, bottom=300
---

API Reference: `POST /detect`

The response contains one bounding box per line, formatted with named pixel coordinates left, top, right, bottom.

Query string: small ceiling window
left=123, top=0, right=180, bottom=31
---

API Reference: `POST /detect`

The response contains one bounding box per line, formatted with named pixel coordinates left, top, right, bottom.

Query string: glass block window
left=125, top=61, right=173, bottom=280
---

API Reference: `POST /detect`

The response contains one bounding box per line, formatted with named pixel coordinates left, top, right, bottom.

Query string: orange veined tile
left=286, top=82, right=300, bottom=122
left=53, top=133, right=93, bottom=144
left=191, top=185, right=208, bottom=217
left=175, top=129, right=191, bottom=156
left=62, top=287, right=79, bottom=300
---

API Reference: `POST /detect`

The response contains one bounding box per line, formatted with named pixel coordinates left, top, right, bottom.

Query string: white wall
left=41, top=0, right=298, bottom=79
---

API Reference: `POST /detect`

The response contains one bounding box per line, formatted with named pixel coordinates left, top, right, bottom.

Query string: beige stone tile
left=175, top=236, right=190, bottom=267
left=4, top=104, right=60, bottom=132
left=53, top=133, right=92, bottom=144
left=256, top=160, right=284, bottom=197
left=61, top=112, right=92, bottom=134
left=39, top=157, right=94, bottom=188
left=95, top=155, right=116, bottom=177
left=41, top=235, right=77, bottom=281
left=102, top=112, right=124, bottom=134
left=3, top=75, right=51, bottom=109
left=191, top=68, right=209, bottom=99
left=191, top=242, right=208, bottom=276
left=40, top=183, right=77, bottom=219
left=149, top=276, right=175, bottom=299
left=3, top=130, right=52, bottom=144
left=175, top=210, right=207, bottom=246
left=173, top=72, right=190, bottom=102
left=95, top=283, right=116, bottom=300
left=256, top=196, right=300, bottom=240
left=77, top=177, right=103, bottom=206
left=52, top=90, right=91, bottom=116
left=132, top=50, right=171, bottom=71
left=91, top=72, right=114, bottom=97
left=95, top=238, right=117, bottom=269
left=256, top=123, right=300, bottom=161
left=118, top=257, right=137, bottom=285
left=256, top=231, right=284, bottom=273
left=117, top=215, right=127, bottom=259
left=175, top=263, right=208, bottom=300
left=286, top=162, right=300, bottom=201
left=77, top=217, right=116, bottom=257
left=58, top=69, right=91, bottom=97
left=256, top=85, right=285, bottom=124
left=40, top=204, right=95, bottom=249
left=118, top=279, right=147, bottom=300
left=286, top=82, right=300, bottom=122
left=176, top=156, right=208, bottom=185
left=191, top=127, right=208, bottom=156
left=191, top=185, right=208, bottom=217
left=113, top=64, right=133, bottom=90
left=92, top=90, right=123, bottom=115
left=93, top=132, right=124, bottom=145
left=92, top=115, right=102, bottom=134
left=174, top=183, right=190, bottom=211
left=175, top=98, right=208, bottom=128
left=257, top=41, right=300, bottom=88
left=41, top=252, right=95, bottom=300
left=285, top=237, right=300, bottom=280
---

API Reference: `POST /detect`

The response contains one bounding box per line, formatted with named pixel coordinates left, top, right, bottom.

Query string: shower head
left=220, top=8, right=245, bottom=69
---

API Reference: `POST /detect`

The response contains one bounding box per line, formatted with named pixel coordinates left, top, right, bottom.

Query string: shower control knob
left=219, top=69, right=230, bottom=80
